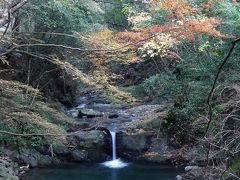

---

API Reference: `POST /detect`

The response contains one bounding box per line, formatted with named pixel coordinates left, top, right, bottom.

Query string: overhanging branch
left=0, top=34, right=155, bottom=57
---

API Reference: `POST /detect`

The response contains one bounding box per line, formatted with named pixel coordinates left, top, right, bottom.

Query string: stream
left=22, top=163, right=181, bottom=180
left=22, top=91, right=182, bottom=179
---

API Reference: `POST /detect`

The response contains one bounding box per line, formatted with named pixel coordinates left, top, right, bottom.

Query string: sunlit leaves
left=0, top=56, right=9, bottom=65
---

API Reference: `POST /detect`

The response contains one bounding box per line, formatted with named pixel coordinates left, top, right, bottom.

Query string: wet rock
left=68, top=130, right=107, bottom=161
left=0, top=156, right=19, bottom=180
left=68, top=109, right=79, bottom=118
left=176, top=175, right=182, bottom=180
left=0, top=165, right=19, bottom=180
left=53, top=145, right=71, bottom=156
left=181, top=166, right=204, bottom=179
left=182, top=146, right=206, bottom=165
left=137, top=138, right=172, bottom=163
left=18, top=149, right=54, bottom=167
left=118, top=131, right=150, bottom=153
left=108, top=114, right=119, bottom=119
left=184, top=166, right=199, bottom=172
left=117, top=131, right=152, bottom=160
left=68, top=130, right=106, bottom=148
left=189, top=166, right=203, bottom=177
left=71, top=150, right=88, bottom=162
left=92, top=103, right=114, bottom=112
left=78, top=109, right=103, bottom=118
left=119, top=105, right=166, bottom=122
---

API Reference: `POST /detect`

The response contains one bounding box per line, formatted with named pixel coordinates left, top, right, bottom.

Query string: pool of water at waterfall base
left=22, top=162, right=182, bottom=180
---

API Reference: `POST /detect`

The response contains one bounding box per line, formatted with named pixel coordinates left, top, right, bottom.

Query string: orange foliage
left=116, top=31, right=148, bottom=43
left=115, top=17, right=226, bottom=44
left=116, top=0, right=229, bottom=43
left=153, top=0, right=195, bottom=20
left=185, top=18, right=226, bottom=38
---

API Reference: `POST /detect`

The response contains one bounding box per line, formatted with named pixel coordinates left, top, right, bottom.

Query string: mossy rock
left=117, top=131, right=152, bottom=153
left=67, top=130, right=107, bottom=161
left=0, top=164, right=19, bottom=180
left=68, top=130, right=106, bottom=149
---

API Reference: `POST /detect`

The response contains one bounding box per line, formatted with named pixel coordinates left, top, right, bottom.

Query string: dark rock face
left=78, top=109, right=103, bottom=118
left=0, top=156, right=19, bottom=180
left=67, top=130, right=108, bottom=162
left=117, top=131, right=152, bottom=156
left=181, top=166, right=204, bottom=179
left=71, top=150, right=88, bottom=162
left=17, top=149, right=57, bottom=168
left=137, top=138, right=173, bottom=164
left=182, top=146, right=207, bottom=166
left=116, top=132, right=172, bottom=164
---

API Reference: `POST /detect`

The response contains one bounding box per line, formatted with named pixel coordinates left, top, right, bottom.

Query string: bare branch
left=0, top=34, right=155, bottom=57
left=205, top=38, right=240, bottom=137
left=15, top=31, right=83, bottom=39
left=0, top=130, right=68, bottom=137
left=0, top=0, right=28, bottom=28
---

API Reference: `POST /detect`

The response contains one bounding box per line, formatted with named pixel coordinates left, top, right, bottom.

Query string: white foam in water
left=102, top=159, right=128, bottom=169
left=76, top=104, right=86, bottom=109
left=102, top=131, right=128, bottom=169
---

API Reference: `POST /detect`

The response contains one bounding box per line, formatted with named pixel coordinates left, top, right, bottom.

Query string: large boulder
left=17, top=149, right=56, bottom=168
left=69, top=130, right=106, bottom=148
left=117, top=131, right=152, bottom=159
left=78, top=109, right=103, bottom=118
left=0, top=165, right=19, bottom=180
left=68, top=130, right=107, bottom=161
left=182, top=146, right=207, bottom=165
left=71, top=150, right=88, bottom=162
left=181, top=166, right=204, bottom=179
left=137, top=138, right=173, bottom=164
left=0, top=157, right=19, bottom=180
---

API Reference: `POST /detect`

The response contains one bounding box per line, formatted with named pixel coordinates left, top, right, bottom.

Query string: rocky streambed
left=64, top=91, right=205, bottom=166
left=1, top=89, right=205, bottom=179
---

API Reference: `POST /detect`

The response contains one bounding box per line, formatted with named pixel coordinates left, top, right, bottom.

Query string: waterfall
left=102, top=130, right=128, bottom=169
left=110, top=131, right=117, bottom=160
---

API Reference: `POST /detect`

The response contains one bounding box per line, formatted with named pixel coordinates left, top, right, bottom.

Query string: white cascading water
left=111, top=131, right=117, bottom=160
left=102, top=131, right=128, bottom=169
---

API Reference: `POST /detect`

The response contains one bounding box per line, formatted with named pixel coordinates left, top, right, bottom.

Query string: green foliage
left=162, top=107, right=192, bottom=145
left=122, top=4, right=135, bottom=17
left=104, top=5, right=128, bottom=29
left=211, top=1, right=240, bottom=35
left=19, top=0, right=103, bottom=33
left=0, top=80, right=80, bottom=151
left=150, top=7, right=168, bottom=25
left=223, top=156, right=240, bottom=179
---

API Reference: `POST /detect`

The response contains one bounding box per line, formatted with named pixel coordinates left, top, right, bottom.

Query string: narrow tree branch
left=16, top=31, right=83, bottom=39
left=204, top=38, right=240, bottom=137
left=0, top=0, right=28, bottom=28
left=0, top=130, right=68, bottom=137
left=203, top=38, right=240, bottom=176
left=16, top=35, right=154, bottom=51
left=0, top=11, right=11, bottom=40
left=0, top=34, right=155, bottom=57
left=10, top=0, right=28, bottom=14
left=0, top=45, right=18, bottom=57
